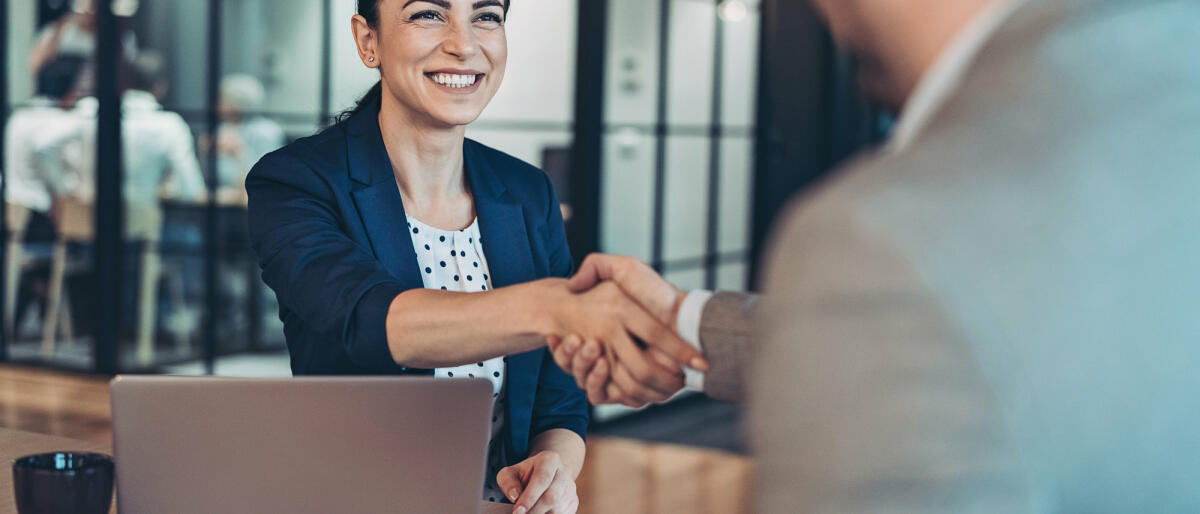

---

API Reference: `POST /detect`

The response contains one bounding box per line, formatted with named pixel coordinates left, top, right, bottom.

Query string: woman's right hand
left=538, top=279, right=700, bottom=404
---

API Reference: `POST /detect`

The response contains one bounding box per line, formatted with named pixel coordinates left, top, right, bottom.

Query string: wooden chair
left=41, top=199, right=182, bottom=366
left=5, top=204, right=33, bottom=337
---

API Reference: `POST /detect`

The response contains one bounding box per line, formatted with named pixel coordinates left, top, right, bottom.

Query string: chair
left=41, top=198, right=184, bottom=366
left=5, top=204, right=33, bottom=336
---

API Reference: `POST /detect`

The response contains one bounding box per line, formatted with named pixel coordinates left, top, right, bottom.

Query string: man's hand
left=549, top=281, right=696, bottom=403
left=552, top=254, right=710, bottom=408
left=496, top=451, right=578, bottom=514
left=550, top=254, right=709, bottom=407
left=567, top=254, right=688, bottom=330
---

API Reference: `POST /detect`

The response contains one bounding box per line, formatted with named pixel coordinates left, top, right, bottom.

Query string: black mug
left=12, top=452, right=114, bottom=514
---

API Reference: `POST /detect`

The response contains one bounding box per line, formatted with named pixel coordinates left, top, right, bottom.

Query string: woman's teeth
left=431, top=73, right=478, bottom=88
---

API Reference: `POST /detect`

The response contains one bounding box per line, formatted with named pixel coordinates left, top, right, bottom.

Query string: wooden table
left=0, top=427, right=510, bottom=514
left=0, top=365, right=756, bottom=513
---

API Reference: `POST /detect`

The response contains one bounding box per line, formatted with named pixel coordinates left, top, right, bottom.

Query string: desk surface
left=0, top=428, right=510, bottom=514
left=0, top=365, right=755, bottom=513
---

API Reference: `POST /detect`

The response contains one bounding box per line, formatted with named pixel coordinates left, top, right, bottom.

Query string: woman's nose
left=441, top=23, right=480, bottom=60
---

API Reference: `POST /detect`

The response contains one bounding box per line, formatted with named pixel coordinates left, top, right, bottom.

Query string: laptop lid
left=110, top=376, right=493, bottom=514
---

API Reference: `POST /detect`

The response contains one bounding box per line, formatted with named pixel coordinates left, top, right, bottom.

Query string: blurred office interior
left=0, top=0, right=887, bottom=451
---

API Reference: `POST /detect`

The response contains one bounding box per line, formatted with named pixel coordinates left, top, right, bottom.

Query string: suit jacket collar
left=887, top=0, right=1030, bottom=154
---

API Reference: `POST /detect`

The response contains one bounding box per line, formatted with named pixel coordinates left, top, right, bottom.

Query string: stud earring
left=368, top=57, right=375, bottom=63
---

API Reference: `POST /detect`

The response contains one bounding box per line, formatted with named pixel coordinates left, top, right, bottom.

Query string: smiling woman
left=244, top=0, right=706, bottom=513
left=344, top=0, right=511, bottom=127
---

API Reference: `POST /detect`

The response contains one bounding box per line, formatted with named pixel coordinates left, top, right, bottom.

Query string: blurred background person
left=210, top=73, right=284, bottom=205
left=3, top=56, right=87, bottom=338
left=5, top=56, right=84, bottom=230
left=40, top=51, right=205, bottom=208
left=31, top=50, right=207, bottom=364
left=27, top=0, right=139, bottom=97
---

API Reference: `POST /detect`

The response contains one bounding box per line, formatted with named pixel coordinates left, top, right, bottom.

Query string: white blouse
left=406, top=215, right=509, bottom=502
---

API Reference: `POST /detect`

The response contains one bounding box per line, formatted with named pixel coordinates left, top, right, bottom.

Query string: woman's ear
left=351, top=14, right=379, bottom=69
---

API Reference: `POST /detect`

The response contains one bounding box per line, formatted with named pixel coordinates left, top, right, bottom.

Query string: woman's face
left=367, top=0, right=508, bottom=128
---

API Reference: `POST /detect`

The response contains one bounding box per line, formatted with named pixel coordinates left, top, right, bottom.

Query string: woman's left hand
left=496, top=450, right=579, bottom=514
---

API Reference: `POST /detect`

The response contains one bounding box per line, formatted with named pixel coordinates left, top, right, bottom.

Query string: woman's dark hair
left=333, top=0, right=510, bottom=124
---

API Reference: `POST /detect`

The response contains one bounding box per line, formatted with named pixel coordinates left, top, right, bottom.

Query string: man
left=4, top=57, right=85, bottom=220
left=3, top=56, right=87, bottom=333
left=555, top=0, right=1200, bottom=511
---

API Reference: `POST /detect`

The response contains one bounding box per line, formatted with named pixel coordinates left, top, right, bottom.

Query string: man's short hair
left=36, top=56, right=86, bottom=100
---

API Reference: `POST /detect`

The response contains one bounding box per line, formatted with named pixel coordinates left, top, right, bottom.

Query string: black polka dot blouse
left=408, top=215, right=507, bottom=502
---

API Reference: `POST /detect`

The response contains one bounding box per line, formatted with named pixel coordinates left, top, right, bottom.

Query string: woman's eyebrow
left=404, top=0, right=451, bottom=9
left=474, top=0, right=505, bottom=10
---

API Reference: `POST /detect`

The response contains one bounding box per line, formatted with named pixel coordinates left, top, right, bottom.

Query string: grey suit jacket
left=698, top=0, right=1200, bottom=511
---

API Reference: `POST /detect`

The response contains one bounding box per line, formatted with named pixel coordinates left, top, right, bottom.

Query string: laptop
left=110, top=376, right=494, bottom=514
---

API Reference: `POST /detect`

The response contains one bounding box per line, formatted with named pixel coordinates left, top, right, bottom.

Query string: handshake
left=544, top=254, right=709, bottom=407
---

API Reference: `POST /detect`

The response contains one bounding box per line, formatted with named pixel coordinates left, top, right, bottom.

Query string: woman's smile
left=425, top=69, right=486, bottom=94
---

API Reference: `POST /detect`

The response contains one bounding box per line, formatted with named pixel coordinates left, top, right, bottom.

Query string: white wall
left=466, top=0, right=578, bottom=165
left=6, top=0, right=38, bottom=105
left=224, top=0, right=324, bottom=117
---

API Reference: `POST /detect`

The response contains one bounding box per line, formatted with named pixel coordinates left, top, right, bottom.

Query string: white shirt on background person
left=38, top=90, right=206, bottom=207
left=3, top=96, right=81, bottom=213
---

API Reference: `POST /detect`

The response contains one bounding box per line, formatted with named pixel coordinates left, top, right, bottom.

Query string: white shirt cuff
left=677, top=290, right=713, bottom=391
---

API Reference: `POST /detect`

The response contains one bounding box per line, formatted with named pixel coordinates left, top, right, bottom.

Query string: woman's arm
left=382, top=279, right=569, bottom=368
left=28, top=20, right=66, bottom=74
left=530, top=429, right=586, bottom=479
left=384, top=276, right=700, bottom=372
left=248, top=151, right=703, bottom=375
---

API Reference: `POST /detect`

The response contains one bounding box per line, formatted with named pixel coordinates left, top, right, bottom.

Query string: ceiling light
left=718, top=0, right=748, bottom=23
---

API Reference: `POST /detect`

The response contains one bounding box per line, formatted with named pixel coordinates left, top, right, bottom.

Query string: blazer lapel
left=465, top=140, right=536, bottom=289
left=345, top=108, right=424, bottom=291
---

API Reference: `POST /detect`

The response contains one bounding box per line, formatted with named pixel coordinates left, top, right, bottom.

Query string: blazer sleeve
left=529, top=172, right=590, bottom=440
left=246, top=150, right=407, bottom=373
left=698, top=291, right=759, bottom=403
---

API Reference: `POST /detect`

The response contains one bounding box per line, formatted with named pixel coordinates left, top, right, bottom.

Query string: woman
left=246, top=0, right=706, bottom=512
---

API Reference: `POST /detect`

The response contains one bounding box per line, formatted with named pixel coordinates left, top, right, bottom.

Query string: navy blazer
left=245, top=105, right=588, bottom=462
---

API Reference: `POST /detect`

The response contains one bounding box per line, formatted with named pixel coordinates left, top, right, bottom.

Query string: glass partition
left=0, top=0, right=581, bottom=375
left=602, top=0, right=760, bottom=292
left=595, top=0, right=761, bottom=420
left=3, top=0, right=102, bottom=370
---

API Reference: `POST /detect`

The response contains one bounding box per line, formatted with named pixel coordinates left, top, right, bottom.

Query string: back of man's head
left=130, top=51, right=165, bottom=94
left=808, top=0, right=1000, bottom=109
left=36, top=56, right=86, bottom=101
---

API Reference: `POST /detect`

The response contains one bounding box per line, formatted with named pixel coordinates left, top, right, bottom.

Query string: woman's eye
left=476, top=13, right=503, bottom=24
left=410, top=10, right=442, bottom=21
